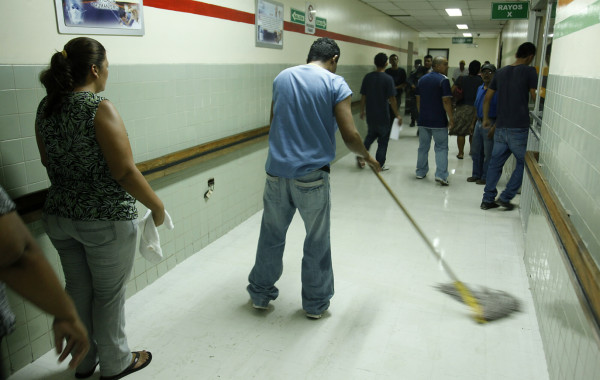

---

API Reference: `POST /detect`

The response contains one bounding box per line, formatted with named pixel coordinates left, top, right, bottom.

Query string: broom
left=371, top=168, right=520, bottom=323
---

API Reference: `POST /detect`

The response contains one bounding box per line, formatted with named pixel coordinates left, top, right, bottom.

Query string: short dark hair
left=307, top=38, right=340, bottom=63
left=389, top=54, right=398, bottom=59
left=516, top=42, right=536, bottom=58
left=468, top=60, right=481, bottom=75
left=374, top=53, right=388, bottom=68
left=424, top=54, right=433, bottom=60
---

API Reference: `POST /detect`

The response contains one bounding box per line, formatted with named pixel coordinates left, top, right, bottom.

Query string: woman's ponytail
left=39, top=37, right=106, bottom=118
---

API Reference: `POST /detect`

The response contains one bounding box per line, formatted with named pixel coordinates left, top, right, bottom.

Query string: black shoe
left=497, top=199, right=515, bottom=210
left=476, top=179, right=486, bottom=185
left=467, top=176, right=479, bottom=182
left=480, top=201, right=499, bottom=210
left=410, top=121, right=415, bottom=127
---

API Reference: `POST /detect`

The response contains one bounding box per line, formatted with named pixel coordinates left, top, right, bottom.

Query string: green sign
left=316, top=17, right=327, bottom=30
left=291, top=8, right=326, bottom=30
left=452, top=37, right=473, bottom=44
left=291, top=8, right=305, bottom=25
left=491, top=2, right=529, bottom=20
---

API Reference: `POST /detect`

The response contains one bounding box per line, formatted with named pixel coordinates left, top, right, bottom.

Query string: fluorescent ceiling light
left=445, top=8, right=462, bottom=16
left=463, top=33, right=472, bottom=37
left=457, top=24, right=469, bottom=29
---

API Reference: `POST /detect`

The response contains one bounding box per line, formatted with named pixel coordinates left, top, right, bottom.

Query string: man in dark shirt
left=358, top=53, right=401, bottom=170
left=481, top=42, right=538, bottom=210
left=385, top=54, right=407, bottom=120
left=415, top=56, right=454, bottom=185
left=407, top=55, right=433, bottom=127
left=469, top=63, right=498, bottom=184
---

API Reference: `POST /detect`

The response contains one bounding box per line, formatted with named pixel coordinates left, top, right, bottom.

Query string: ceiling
left=358, top=0, right=508, bottom=38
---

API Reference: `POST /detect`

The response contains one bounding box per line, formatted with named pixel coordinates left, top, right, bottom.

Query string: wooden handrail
left=14, top=125, right=270, bottom=223
left=14, top=100, right=364, bottom=223
left=525, top=151, right=600, bottom=329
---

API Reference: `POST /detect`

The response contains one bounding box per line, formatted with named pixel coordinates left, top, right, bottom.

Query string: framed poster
left=256, top=0, right=284, bottom=49
left=428, top=48, right=449, bottom=60
left=55, top=0, right=145, bottom=36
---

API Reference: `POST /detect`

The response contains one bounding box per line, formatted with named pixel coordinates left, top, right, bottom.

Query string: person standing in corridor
left=247, top=38, right=380, bottom=320
left=415, top=56, right=454, bottom=186
left=480, top=42, right=537, bottom=210
left=358, top=52, right=401, bottom=170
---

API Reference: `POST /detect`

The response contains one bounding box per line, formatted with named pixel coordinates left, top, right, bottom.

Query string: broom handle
left=371, top=168, right=460, bottom=282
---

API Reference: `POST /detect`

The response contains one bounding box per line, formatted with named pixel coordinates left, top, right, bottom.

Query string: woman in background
left=36, top=37, right=164, bottom=380
left=451, top=60, right=483, bottom=159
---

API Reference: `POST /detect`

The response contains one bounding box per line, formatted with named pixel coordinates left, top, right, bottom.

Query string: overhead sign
left=292, top=8, right=326, bottom=30
left=491, top=2, right=529, bottom=20
left=316, top=17, right=327, bottom=30
left=452, top=37, right=473, bottom=44
left=305, top=2, right=315, bottom=34
left=290, top=8, right=305, bottom=25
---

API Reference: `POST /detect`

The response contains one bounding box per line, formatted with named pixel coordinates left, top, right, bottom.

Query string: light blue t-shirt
left=265, top=64, right=352, bottom=178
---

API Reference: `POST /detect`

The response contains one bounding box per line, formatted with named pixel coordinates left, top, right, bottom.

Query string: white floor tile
left=9, top=124, right=549, bottom=379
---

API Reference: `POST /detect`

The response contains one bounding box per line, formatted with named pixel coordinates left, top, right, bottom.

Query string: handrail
left=525, top=151, right=600, bottom=334
left=14, top=125, right=270, bottom=223
left=14, top=100, right=364, bottom=223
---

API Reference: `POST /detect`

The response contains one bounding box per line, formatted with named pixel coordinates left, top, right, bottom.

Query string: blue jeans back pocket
left=264, top=174, right=281, bottom=203
left=293, top=172, right=328, bottom=210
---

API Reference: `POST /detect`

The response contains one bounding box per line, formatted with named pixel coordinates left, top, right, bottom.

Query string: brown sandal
left=99, top=351, right=152, bottom=380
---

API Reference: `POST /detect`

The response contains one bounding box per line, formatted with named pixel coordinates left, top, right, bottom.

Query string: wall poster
left=256, top=0, right=284, bottom=49
left=55, top=0, right=144, bottom=36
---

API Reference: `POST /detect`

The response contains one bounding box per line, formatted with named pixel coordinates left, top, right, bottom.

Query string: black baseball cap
left=481, top=63, right=496, bottom=72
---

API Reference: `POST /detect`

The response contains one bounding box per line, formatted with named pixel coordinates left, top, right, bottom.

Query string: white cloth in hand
left=139, top=209, right=174, bottom=263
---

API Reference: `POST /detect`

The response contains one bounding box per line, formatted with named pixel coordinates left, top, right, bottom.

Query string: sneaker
left=476, top=179, right=486, bottom=185
left=496, top=199, right=515, bottom=210
left=435, top=177, right=449, bottom=186
left=480, top=201, right=499, bottom=210
left=467, top=176, right=479, bottom=182
left=356, top=156, right=365, bottom=169
left=416, top=174, right=426, bottom=179
left=381, top=165, right=390, bottom=171
left=306, top=312, right=323, bottom=319
left=252, top=303, right=268, bottom=310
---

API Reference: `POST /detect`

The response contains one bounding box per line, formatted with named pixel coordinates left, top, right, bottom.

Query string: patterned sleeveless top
left=36, top=92, right=137, bottom=221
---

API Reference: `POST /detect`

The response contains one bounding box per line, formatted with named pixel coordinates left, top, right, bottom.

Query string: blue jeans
left=483, top=128, right=529, bottom=203
left=364, top=123, right=391, bottom=166
left=471, top=120, right=494, bottom=180
left=248, top=170, right=333, bottom=315
left=416, top=126, right=449, bottom=180
left=42, top=215, right=137, bottom=377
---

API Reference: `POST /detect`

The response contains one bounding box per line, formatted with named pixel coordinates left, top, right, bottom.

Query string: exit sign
left=491, top=2, right=529, bottom=20
left=452, top=37, right=473, bottom=44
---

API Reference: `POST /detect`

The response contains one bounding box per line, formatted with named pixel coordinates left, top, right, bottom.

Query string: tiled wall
left=521, top=175, right=600, bottom=380
left=0, top=62, right=373, bottom=376
left=520, top=2, right=600, bottom=378
left=539, top=74, right=600, bottom=265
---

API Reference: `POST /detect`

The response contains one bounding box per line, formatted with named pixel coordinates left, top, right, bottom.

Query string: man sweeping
left=247, top=38, right=379, bottom=319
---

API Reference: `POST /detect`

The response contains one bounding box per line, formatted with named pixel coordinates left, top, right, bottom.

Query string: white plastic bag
left=390, top=118, right=403, bottom=140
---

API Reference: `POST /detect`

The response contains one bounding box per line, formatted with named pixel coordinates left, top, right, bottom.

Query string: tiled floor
left=10, top=121, right=549, bottom=379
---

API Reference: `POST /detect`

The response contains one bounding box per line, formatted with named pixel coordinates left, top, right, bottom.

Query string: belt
left=477, top=117, right=496, bottom=122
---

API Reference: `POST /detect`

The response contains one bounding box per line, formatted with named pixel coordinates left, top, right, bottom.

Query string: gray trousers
left=42, top=215, right=137, bottom=376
